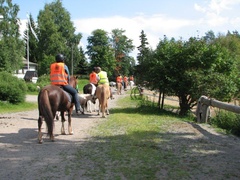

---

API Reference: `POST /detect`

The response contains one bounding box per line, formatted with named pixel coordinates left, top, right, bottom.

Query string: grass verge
left=0, top=101, right=37, bottom=114
left=70, top=96, right=194, bottom=179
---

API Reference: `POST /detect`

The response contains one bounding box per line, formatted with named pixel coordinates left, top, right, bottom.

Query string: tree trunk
left=158, top=91, right=161, bottom=108
left=161, top=92, right=165, bottom=109
left=179, top=95, right=191, bottom=116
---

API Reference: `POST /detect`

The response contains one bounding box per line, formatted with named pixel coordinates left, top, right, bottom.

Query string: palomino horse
left=117, top=82, right=122, bottom=95
left=95, top=84, right=110, bottom=118
left=37, top=76, right=78, bottom=143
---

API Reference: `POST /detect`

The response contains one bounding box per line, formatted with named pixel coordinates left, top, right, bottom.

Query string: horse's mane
left=69, top=75, right=78, bottom=88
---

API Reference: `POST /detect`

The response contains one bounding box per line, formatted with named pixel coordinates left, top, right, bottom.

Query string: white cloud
left=195, top=0, right=240, bottom=27
left=73, top=14, right=193, bottom=54
left=19, top=19, right=27, bottom=37
left=18, top=0, right=240, bottom=60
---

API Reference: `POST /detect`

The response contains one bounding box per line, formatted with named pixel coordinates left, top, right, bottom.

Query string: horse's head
left=69, top=76, right=78, bottom=88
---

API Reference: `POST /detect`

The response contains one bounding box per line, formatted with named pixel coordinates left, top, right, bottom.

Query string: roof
left=22, top=58, right=38, bottom=66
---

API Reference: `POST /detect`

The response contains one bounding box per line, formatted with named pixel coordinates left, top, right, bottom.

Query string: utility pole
left=71, top=44, right=73, bottom=76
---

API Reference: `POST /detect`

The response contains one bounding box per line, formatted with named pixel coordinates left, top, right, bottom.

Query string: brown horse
left=95, top=84, right=110, bottom=118
left=117, top=82, right=122, bottom=95
left=37, top=76, right=78, bottom=143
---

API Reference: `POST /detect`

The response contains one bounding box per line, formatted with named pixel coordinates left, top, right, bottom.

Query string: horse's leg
left=101, top=95, right=106, bottom=118
left=106, top=101, right=109, bottom=115
left=98, top=103, right=100, bottom=115
left=61, top=111, right=66, bottom=135
left=68, top=108, right=74, bottom=135
left=117, top=84, right=119, bottom=95
left=87, top=100, right=92, bottom=113
left=94, top=99, right=98, bottom=112
left=118, top=86, right=120, bottom=95
left=102, top=103, right=106, bottom=118
left=38, top=116, right=44, bottom=144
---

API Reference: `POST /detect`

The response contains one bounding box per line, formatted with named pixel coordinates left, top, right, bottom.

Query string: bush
left=36, top=74, right=50, bottom=88
left=26, top=82, right=39, bottom=92
left=0, top=72, right=27, bottom=104
left=210, top=110, right=240, bottom=136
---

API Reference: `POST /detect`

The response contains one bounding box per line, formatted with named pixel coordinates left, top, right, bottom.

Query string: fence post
left=196, top=96, right=211, bottom=123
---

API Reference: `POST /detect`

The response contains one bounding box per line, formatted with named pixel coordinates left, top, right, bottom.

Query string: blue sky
left=12, top=0, right=240, bottom=58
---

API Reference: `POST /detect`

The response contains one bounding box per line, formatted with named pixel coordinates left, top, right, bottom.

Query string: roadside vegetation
left=1, top=74, right=240, bottom=137
left=0, top=101, right=37, bottom=114
left=67, top=95, right=239, bottom=179
left=72, top=96, right=189, bottom=179
left=0, top=75, right=87, bottom=114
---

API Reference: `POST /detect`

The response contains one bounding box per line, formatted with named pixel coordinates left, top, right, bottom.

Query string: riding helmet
left=56, top=54, right=65, bottom=62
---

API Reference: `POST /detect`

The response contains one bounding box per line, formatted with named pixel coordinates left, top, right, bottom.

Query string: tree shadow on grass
left=110, top=105, right=179, bottom=117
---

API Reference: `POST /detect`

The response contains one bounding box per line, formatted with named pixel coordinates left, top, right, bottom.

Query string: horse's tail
left=38, top=89, right=54, bottom=137
left=102, top=85, right=109, bottom=110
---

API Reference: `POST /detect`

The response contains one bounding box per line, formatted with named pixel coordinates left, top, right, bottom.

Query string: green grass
left=0, top=101, right=38, bottom=114
left=77, top=78, right=89, bottom=93
left=69, top=96, right=194, bottom=179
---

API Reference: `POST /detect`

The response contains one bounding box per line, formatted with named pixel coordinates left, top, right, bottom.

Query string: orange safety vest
left=116, top=76, right=122, bottom=83
left=124, top=76, right=128, bottom=82
left=89, top=72, right=98, bottom=85
left=50, top=62, right=68, bottom=85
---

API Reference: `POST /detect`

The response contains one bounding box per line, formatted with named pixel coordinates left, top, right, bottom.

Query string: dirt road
left=0, top=89, right=125, bottom=179
left=1, top=89, right=240, bottom=179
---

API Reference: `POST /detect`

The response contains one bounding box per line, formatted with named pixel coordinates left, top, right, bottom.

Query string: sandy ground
left=0, top=87, right=123, bottom=179
left=0, top=87, right=240, bottom=179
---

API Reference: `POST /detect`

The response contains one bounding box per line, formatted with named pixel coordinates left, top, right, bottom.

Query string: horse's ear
left=75, top=75, right=78, bottom=79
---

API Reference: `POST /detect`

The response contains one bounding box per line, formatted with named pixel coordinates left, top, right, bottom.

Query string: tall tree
left=75, top=46, right=88, bottom=75
left=142, top=35, right=238, bottom=116
left=86, top=29, right=115, bottom=77
left=136, top=30, right=151, bottom=84
left=111, top=28, right=135, bottom=76
left=36, top=0, right=83, bottom=75
left=0, top=0, right=24, bottom=72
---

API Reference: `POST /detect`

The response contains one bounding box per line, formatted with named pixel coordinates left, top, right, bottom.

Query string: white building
left=13, top=58, right=38, bottom=83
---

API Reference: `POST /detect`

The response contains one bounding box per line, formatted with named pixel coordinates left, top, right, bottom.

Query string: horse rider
left=123, top=75, right=128, bottom=91
left=116, top=74, right=122, bottom=90
left=89, top=67, right=98, bottom=97
left=129, top=75, right=134, bottom=82
left=95, top=66, right=114, bottom=99
left=50, top=54, right=83, bottom=114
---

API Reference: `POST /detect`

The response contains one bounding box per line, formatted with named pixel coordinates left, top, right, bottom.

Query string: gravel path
left=0, top=88, right=125, bottom=179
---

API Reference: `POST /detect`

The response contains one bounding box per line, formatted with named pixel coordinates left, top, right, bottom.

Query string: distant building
left=13, top=58, right=38, bottom=83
